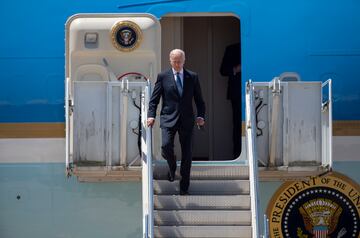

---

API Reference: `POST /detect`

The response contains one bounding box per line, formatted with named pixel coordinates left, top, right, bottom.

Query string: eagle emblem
left=299, top=198, right=342, bottom=238
left=111, top=21, right=142, bottom=52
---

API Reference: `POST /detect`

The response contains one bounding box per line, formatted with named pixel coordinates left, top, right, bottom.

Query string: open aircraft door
left=65, top=14, right=161, bottom=181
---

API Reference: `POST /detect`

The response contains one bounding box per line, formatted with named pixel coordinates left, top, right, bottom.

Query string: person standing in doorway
left=147, top=49, right=205, bottom=195
left=220, top=42, right=242, bottom=159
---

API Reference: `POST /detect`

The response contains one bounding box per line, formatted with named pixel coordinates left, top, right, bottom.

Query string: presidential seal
left=267, top=172, right=360, bottom=238
left=111, top=21, right=142, bottom=52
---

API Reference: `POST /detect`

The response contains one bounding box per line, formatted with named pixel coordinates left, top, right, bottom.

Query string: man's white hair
left=169, top=49, right=185, bottom=60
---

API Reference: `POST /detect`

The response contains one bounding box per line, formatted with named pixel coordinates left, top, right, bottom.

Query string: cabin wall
left=183, top=16, right=240, bottom=160
left=160, top=16, right=240, bottom=160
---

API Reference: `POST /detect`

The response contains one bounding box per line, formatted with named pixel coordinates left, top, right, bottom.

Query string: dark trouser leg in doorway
left=231, top=99, right=242, bottom=159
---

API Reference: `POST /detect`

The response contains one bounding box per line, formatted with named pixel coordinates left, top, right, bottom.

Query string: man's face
left=170, top=53, right=184, bottom=72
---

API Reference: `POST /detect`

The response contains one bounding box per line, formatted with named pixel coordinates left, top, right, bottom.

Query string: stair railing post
left=328, top=79, right=333, bottom=169
left=142, top=80, right=154, bottom=238
left=65, top=77, right=70, bottom=175
left=245, top=80, right=261, bottom=238
left=263, top=214, right=269, bottom=238
left=321, top=79, right=333, bottom=170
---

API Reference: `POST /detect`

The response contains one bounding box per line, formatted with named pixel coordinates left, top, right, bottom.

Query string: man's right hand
left=233, top=64, right=241, bottom=75
left=147, top=118, right=155, bottom=127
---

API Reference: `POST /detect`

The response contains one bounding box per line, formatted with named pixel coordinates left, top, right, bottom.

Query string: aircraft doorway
left=160, top=15, right=241, bottom=161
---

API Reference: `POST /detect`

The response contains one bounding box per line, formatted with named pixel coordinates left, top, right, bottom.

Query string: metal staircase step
left=154, top=180, right=250, bottom=195
left=152, top=166, right=253, bottom=237
left=154, top=210, right=251, bottom=226
left=154, top=195, right=251, bottom=210
left=153, top=165, right=249, bottom=180
left=154, top=225, right=252, bottom=238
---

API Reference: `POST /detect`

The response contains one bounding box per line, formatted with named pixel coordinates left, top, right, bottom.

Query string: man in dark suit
left=147, top=49, right=205, bottom=195
left=220, top=42, right=242, bottom=159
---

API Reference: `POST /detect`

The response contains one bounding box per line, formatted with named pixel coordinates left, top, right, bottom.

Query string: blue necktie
left=176, top=72, right=183, bottom=96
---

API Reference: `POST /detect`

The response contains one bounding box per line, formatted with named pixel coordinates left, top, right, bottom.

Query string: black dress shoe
left=167, top=171, right=175, bottom=182
left=180, top=190, right=189, bottom=195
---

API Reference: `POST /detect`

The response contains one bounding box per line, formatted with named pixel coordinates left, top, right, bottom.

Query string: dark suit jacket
left=148, top=68, right=205, bottom=130
left=220, top=43, right=241, bottom=100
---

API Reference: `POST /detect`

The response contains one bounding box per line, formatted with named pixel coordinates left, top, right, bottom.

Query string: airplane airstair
left=152, top=165, right=253, bottom=237
left=141, top=78, right=332, bottom=238
left=141, top=81, right=261, bottom=238
left=65, top=14, right=332, bottom=238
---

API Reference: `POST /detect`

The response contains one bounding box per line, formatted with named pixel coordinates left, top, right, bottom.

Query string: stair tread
left=154, top=165, right=249, bottom=180
left=152, top=166, right=253, bottom=236
left=154, top=194, right=251, bottom=210
left=154, top=225, right=252, bottom=238
left=154, top=180, right=250, bottom=195
left=154, top=210, right=251, bottom=226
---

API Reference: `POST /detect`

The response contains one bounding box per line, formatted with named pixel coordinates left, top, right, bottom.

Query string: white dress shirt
left=172, top=68, right=184, bottom=87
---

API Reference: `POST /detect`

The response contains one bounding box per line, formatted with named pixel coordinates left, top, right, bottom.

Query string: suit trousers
left=231, top=98, right=242, bottom=159
left=161, top=121, right=193, bottom=192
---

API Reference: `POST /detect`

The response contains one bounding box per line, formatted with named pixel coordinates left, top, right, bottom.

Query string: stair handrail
left=142, top=80, right=154, bottom=238
left=245, top=80, right=261, bottom=238
left=65, top=77, right=71, bottom=175
left=263, top=214, right=269, bottom=238
left=321, top=79, right=333, bottom=170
